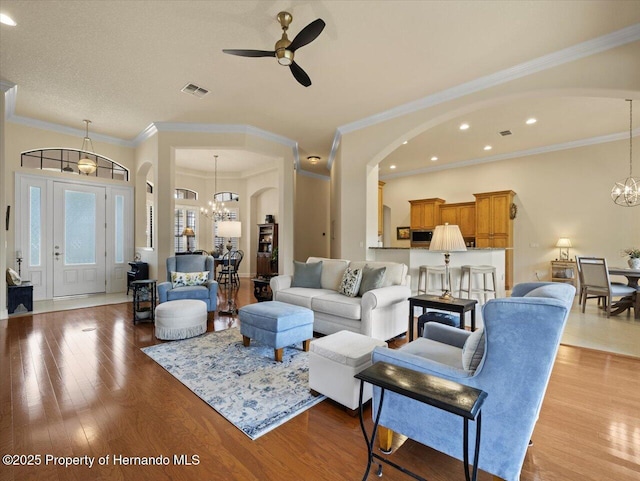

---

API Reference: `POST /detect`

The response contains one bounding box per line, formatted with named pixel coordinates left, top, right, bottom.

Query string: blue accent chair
left=371, top=282, right=575, bottom=481
left=157, top=255, right=218, bottom=312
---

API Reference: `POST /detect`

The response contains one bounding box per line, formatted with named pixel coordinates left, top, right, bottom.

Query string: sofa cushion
left=400, top=337, right=465, bottom=370
left=462, top=328, right=486, bottom=372
left=358, top=265, right=386, bottom=296
left=274, top=288, right=336, bottom=309
left=349, top=261, right=407, bottom=287
left=292, top=260, right=322, bottom=288
left=319, top=259, right=349, bottom=290
left=339, top=267, right=363, bottom=297
left=312, top=292, right=363, bottom=320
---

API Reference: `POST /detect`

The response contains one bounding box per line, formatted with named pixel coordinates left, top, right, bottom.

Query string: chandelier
left=78, top=119, right=98, bottom=175
left=611, top=99, right=639, bottom=207
left=200, top=155, right=231, bottom=221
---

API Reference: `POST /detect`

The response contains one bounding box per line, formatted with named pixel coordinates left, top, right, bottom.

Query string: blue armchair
left=157, top=255, right=218, bottom=312
left=371, top=282, right=575, bottom=481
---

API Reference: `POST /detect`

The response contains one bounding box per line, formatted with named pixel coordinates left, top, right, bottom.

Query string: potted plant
left=623, top=248, right=640, bottom=269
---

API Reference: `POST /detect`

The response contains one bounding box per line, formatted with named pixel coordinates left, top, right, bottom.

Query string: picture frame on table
left=397, top=226, right=410, bottom=240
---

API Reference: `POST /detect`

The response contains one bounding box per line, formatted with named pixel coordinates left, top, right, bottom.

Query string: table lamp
left=429, top=223, right=467, bottom=299
left=556, top=238, right=572, bottom=260
left=181, top=227, right=195, bottom=253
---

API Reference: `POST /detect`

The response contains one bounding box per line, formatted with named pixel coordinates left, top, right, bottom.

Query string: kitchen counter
left=369, top=247, right=506, bottom=299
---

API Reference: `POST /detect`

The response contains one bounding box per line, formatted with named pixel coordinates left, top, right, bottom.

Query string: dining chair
left=576, top=256, right=636, bottom=317
left=217, top=249, right=244, bottom=286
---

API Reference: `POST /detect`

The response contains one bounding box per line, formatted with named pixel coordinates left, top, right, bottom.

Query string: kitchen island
left=369, top=247, right=507, bottom=298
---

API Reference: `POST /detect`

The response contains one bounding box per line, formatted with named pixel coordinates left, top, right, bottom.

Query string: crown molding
left=380, top=127, right=640, bottom=180
left=295, top=168, right=330, bottom=181
left=329, top=23, right=640, bottom=171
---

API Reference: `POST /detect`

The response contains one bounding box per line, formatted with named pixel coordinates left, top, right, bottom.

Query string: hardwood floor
left=1, top=282, right=639, bottom=481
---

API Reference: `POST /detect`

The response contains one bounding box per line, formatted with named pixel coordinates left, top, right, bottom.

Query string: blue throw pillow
left=291, top=261, right=322, bottom=288
left=358, top=265, right=386, bottom=296
left=524, top=285, right=562, bottom=299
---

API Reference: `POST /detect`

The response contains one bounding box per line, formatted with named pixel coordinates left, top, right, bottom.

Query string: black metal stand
left=131, top=279, right=157, bottom=324
left=355, top=362, right=486, bottom=481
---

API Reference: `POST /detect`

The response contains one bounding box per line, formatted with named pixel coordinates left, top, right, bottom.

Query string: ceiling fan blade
left=290, top=61, right=311, bottom=87
left=288, top=18, right=325, bottom=52
left=222, top=49, right=275, bottom=58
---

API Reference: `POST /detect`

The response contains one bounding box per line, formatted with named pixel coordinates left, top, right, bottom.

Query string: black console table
left=127, top=261, right=149, bottom=295
left=131, top=279, right=156, bottom=324
left=355, top=361, right=487, bottom=481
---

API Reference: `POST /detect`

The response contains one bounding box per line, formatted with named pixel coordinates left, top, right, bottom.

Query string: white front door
left=53, top=182, right=106, bottom=296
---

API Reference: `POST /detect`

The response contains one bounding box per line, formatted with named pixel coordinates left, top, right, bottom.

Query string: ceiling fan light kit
left=222, top=11, right=325, bottom=87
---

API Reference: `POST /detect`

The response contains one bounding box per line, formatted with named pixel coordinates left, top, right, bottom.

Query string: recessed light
left=0, top=13, right=17, bottom=26
left=430, top=156, right=438, bottom=161
left=459, top=123, right=470, bottom=131
left=483, top=145, right=492, bottom=151
left=526, top=118, right=537, bottom=125
left=402, top=140, right=408, bottom=145
left=390, top=165, right=396, bottom=169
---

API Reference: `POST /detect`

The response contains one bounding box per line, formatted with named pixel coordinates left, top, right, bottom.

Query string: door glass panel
left=29, top=186, right=41, bottom=266
left=115, top=195, right=124, bottom=263
left=65, top=191, right=96, bottom=264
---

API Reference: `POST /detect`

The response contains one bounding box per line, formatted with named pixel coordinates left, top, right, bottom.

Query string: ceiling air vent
left=181, top=83, right=209, bottom=99
left=499, top=130, right=512, bottom=136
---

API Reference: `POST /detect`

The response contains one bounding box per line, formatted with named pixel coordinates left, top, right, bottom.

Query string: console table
left=355, top=361, right=487, bottom=481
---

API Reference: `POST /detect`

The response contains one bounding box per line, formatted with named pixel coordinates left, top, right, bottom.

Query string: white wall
left=382, top=139, right=640, bottom=285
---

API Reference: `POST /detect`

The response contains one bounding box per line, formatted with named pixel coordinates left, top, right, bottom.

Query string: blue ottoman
left=417, top=311, right=460, bottom=337
left=238, top=301, right=314, bottom=362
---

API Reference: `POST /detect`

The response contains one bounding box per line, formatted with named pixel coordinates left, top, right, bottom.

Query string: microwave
left=410, top=229, right=433, bottom=246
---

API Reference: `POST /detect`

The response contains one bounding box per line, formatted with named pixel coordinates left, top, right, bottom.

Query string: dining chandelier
left=200, top=155, right=231, bottom=220
left=610, top=99, right=639, bottom=207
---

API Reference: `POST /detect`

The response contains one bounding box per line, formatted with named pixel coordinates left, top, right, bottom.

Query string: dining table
left=608, top=267, right=640, bottom=319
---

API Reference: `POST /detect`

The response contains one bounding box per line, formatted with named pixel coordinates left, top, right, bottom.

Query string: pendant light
left=78, top=119, right=98, bottom=175
left=611, top=100, right=639, bottom=207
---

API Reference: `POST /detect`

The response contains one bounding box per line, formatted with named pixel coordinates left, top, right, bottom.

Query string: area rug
left=141, top=328, right=325, bottom=440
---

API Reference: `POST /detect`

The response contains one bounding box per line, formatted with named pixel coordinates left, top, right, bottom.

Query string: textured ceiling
left=1, top=0, right=639, bottom=176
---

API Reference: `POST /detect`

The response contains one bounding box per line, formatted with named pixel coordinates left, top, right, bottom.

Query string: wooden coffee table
left=408, top=294, right=478, bottom=340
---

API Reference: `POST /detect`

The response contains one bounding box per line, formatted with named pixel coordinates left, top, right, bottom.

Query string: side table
left=355, top=361, right=487, bottom=481
left=8, top=283, right=34, bottom=314
left=131, top=279, right=157, bottom=324
left=408, top=294, right=478, bottom=340
left=252, top=277, right=273, bottom=302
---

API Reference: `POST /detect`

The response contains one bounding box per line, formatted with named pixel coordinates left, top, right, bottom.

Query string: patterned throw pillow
left=338, top=267, right=363, bottom=297
left=171, top=271, right=209, bottom=288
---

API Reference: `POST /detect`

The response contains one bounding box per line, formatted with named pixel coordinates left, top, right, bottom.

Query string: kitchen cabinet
left=409, top=198, right=445, bottom=230
left=378, top=181, right=385, bottom=236
left=438, top=202, right=476, bottom=237
left=474, top=190, right=516, bottom=289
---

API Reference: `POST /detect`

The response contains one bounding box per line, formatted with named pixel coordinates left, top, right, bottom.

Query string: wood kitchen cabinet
left=439, top=202, right=476, bottom=237
left=474, top=190, right=516, bottom=289
left=409, top=198, right=445, bottom=230
left=378, top=181, right=385, bottom=236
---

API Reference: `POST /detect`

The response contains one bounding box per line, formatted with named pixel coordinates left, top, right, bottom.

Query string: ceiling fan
left=222, top=11, right=325, bottom=87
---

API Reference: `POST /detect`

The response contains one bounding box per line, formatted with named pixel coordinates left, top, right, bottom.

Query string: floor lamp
left=217, top=220, right=241, bottom=314
left=429, top=223, right=467, bottom=299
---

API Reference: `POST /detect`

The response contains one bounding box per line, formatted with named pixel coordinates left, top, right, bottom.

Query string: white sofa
left=269, top=257, right=411, bottom=341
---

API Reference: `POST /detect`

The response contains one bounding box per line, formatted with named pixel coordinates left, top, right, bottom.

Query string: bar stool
left=418, top=265, right=451, bottom=296
left=459, top=265, right=497, bottom=304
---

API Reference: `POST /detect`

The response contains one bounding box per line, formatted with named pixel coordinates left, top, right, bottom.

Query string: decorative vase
left=629, top=258, right=640, bottom=270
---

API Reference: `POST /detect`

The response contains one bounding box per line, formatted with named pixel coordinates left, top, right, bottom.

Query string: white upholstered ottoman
left=155, top=299, right=208, bottom=340
left=309, top=330, right=387, bottom=411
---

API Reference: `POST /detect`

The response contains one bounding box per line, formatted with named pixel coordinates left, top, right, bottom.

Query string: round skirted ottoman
left=155, top=299, right=208, bottom=340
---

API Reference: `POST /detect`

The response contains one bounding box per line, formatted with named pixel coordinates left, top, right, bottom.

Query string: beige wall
left=383, top=139, right=640, bottom=286
left=294, top=173, right=330, bottom=262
